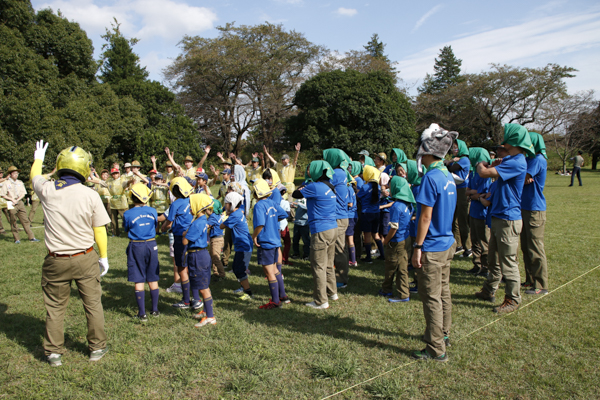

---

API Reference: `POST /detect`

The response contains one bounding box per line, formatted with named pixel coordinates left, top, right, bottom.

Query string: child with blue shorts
left=357, top=166, right=382, bottom=264
left=220, top=192, right=254, bottom=301
left=124, top=183, right=160, bottom=322
left=183, top=193, right=217, bottom=327
left=252, top=179, right=290, bottom=309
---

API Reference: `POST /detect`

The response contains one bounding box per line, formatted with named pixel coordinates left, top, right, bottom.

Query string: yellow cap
left=253, top=179, right=273, bottom=199
left=363, top=165, right=381, bottom=183
left=131, top=183, right=152, bottom=203
left=56, top=146, right=92, bottom=182
left=189, top=193, right=213, bottom=215
left=169, top=177, right=193, bottom=198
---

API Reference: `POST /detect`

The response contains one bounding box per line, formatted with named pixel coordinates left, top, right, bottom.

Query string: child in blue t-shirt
left=183, top=193, right=217, bottom=328
left=207, top=199, right=226, bottom=281
left=378, top=173, right=393, bottom=255
left=252, top=179, right=290, bottom=309
left=381, top=176, right=414, bottom=303
left=357, top=166, right=382, bottom=263
left=220, top=192, right=254, bottom=301
left=124, top=183, right=160, bottom=322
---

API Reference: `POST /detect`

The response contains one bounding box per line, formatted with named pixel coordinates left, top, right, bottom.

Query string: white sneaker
left=305, top=301, right=329, bottom=309
left=329, top=294, right=339, bottom=301
left=166, top=283, right=182, bottom=293
left=194, top=317, right=217, bottom=328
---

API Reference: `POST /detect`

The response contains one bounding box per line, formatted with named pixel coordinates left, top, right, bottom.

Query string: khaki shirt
left=96, top=180, right=111, bottom=203
left=107, top=176, right=131, bottom=210
left=150, top=185, right=170, bottom=214
left=165, top=171, right=175, bottom=185
left=33, top=175, right=111, bottom=254
left=245, top=165, right=263, bottom=184
left=1, top=178, right=27, bottom=202
left=185, top=168, right=196, bottom=180
left=0, top=182, right=6, bottom=208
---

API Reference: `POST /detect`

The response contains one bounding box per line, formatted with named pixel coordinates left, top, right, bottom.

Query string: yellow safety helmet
left=169, top=177, right=193, bottom=198
left=189, top=193, right=213, bottom=215
left=131, top=183, right=152, bottom=204
left=56, top=146, right=93, bottom=182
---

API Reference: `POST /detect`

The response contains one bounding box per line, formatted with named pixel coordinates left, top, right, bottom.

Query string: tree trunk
left=592, top=152, right=598, bottom=170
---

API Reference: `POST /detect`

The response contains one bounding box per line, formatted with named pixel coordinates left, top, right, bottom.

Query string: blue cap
left=221, top=168, right=232, bottom=175
left=195, top=172, right=209, bottom=181
left=155, top=172, right=163, bottom=179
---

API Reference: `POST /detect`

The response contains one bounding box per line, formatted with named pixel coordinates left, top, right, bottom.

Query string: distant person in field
left=569, top=150, right=584, bottom=186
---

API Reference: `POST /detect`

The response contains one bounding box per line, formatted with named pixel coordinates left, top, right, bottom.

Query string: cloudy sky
left=32, top=0, right=600, bottom=96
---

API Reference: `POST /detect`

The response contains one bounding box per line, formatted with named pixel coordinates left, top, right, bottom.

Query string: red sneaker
left=259, top=300, right=281, bottom=310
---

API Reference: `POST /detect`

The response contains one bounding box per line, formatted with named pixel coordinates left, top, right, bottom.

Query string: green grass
left=1, top=170, right=600, bottom=399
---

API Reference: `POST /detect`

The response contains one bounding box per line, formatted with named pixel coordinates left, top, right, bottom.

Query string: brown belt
left=49, top=246, right=94, bottom=258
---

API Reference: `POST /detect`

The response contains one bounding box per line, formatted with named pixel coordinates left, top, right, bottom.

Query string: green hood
left=363, top=155, right=375, bottom=167
left=468, top=148, right=492, bottom=169
left=456, top=139, right=469, bottom=157
left=390, top=148, right=408, bottom=170
left=390, top=176, right=415, bottom=205
left=323, top=149, right=350, bottom=169
left=308, top=160, right=334, bottom=182
left=502, top=124, right=535, bottom=158
left=349, top=161, right=363, bottom=177
left=212, top=199, right=223, bottom=215
left=406, top=160, right=423, bottom=186
left=528, top=132, right=547, bottom=159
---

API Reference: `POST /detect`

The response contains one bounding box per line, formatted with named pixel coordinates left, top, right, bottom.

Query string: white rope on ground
left=320, top=263, right=600, bottom=400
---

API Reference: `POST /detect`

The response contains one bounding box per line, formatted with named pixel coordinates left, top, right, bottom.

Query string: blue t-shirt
left=166, top=198, right=193, bottom=236
left=355, top=176, right=365, bottom=190
left=185, top=215, right=208, bottom=249
left=300, top=181, right=338, bottom=234
left=253, top=198, right=282, bottom=249
left=389, top=201, right=412, bottom=243
left=379, top=196, right=392, bottom=214
left=347, top=186, right=357, bottom=219
left=269, top=187, right=282, bottom=206
left=521, top=154, right=547, bottom=211
left=468, top=173, right=491, bottom=220
left=490, top=154, right=527, bottom=220
left=486, top=180, right=498, bottom=228
left=331, top=168, right=349, bottom=220
left=222, top=208, right=253, bottom=252
left=123, top=206, right=157, bottom=240
left=452, top=157, right=470, bottom=189
left=207, top=213, right=224, bottom=238
left=357, top=182, right=380, bottom=214
left=416, top=169, right=457, bottom=252
left=409, top=184, right=421, bottom=238
left=383, top=164, right=394, bottom=176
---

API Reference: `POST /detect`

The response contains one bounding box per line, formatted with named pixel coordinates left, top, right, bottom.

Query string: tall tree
left=418, top=46, right=463, bottom=95
left=286, top=70, right=416, bottom=156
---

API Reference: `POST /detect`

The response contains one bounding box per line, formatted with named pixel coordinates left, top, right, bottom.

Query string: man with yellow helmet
left=30, top=140, right=111, bottom=367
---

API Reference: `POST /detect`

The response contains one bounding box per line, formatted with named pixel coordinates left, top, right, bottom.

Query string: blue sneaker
left=14, top=240, right=21, bottom=244
left=378, top=289, right=393, bottom=297
left=171, top=301, right=190, bottom=309
left=233, top=287, right=245, bottom=295
left=388, top=297, right=410, bottom=303
left=336, top=282, right=347, bottom=289
left=190, top=300, right=204, bottom=310
left=30, top=238, right=40, bottom=242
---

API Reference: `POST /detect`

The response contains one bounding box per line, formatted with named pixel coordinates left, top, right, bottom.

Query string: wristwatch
left=413, top=243, right=423, bottom=249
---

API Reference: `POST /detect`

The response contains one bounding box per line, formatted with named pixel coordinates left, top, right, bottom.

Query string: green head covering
left=308, top=160, right=334, bottom=181
left=390, top=149, right=408, bottom=170
left=405, top=160, right=423, bottom=186
left=390, top=176, right=415, bottom=205
left=502, top=124, right=535, bottom=158
left=349, top=161, right=362, bottom=177
left=455, top=139, right=469, bottom=157
left=323, top=149, right=350, bottom=169
left=212, top=199, right=223, bottom=215
left=363, top=155, right=375, bottom=167
left=528, top=132, right=547, bottom=159
left=468, top=148, right=492, bottom=170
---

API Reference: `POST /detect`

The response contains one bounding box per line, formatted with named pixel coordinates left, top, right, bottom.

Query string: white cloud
left=412, top=4, right=443, bottom=33
left=398, top=9, right=600, bottom=90
left=335, top=7, right=357, bottom=17
left=272, top=0, right=303, bottom=4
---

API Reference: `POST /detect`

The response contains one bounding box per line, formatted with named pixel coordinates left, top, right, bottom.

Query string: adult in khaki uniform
left=107, top=168, right=133, bottom=236
left=263, top=143, right=301, bottom=200
left=242, top=153, right=265, bottom=185
left=0, top=166, right=39, bottom=243
left=0, top=168, right=8, bottom=234
left=94, top=169, right=112, bottom=234
left=475, top=124, right=534, bottom=314
left=520, top=132, right=549, bottom=295
left=411, top=124, right=458, bottom=363
left=31, top=141, right=111, bottom=366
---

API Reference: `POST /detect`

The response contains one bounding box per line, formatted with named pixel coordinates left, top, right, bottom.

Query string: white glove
left=34, top=140, right=49, bottom=161
left=99, top=257, right=109, bottom=277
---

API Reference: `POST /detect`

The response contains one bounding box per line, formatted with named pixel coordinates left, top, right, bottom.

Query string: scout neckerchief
left=426, top=160, right=448, bottom=177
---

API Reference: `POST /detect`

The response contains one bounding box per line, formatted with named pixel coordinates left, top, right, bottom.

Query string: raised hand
left=295, top=142, right=301, bottom=152
left=259, top=153, right=264, bottom=159
left=216, top=151, right=223, bottom=158
left=34, top=140, right=49, bottom=161
left=252, top=152, right=258, bottom=158
left=165, top=147, right=171, bottom=157
left=150, top=155, right=156, bottom=163
left=229, top=152, right=236, bottom=159
left=210, top=165, right=216, bottom=172
left=205, top=145, right=211, bottom=153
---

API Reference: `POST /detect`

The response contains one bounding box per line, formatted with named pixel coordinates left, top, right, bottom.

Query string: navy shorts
left=361, top=212, right=380, bottom=234
left=379, top=212, right=390, bottom=237
left=126, top=240, right=159, bottom=283
left=187, top=249, right=211, bottom=290
left=232, top=251, right=252, bottom=282
left=257, top=247, right=279, bottom=266
left=173, top=235, right=185, bottom=268
left=345, top=216, right=357, bottom=236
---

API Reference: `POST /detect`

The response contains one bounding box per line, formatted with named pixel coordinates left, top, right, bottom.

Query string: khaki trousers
left=110, top=209, right=126, bottom=236
left=483, top=218, right=523, bottom=304
left=41, top=251, right=107, bottom=355
left=382, top=238, right=412, bottom=298
left=334, top=218, right=350, bottom=284
left=310, top=228, right=337, bottom=305
left=521, top=210, right=548, bottom=290
left=210, top=236, right=226, bottom=278
left=9, top=200, right=34, bottom=241
left=452, top=188, right=471, bottom=249
left=223, top=227, right=233, bottom=267
left=0, top=207, right=9, bottom=233
left=469, top=217, right=489, bottom=270
left=417, top=242, right=456, bottom=358
left=28, top=200, right=40, bottom=225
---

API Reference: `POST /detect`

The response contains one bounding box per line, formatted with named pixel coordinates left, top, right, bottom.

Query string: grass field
left=1, top=170, right=599, bottom=399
